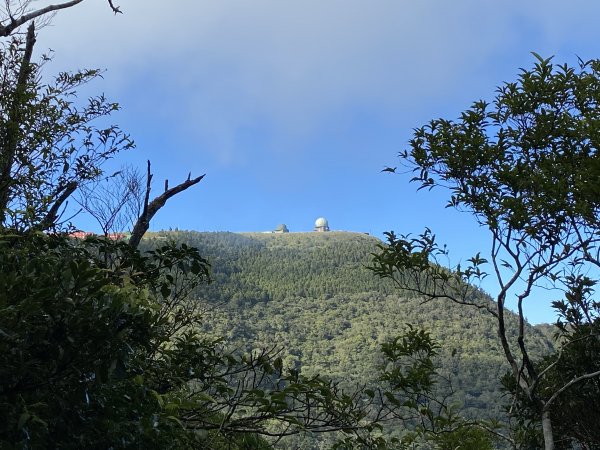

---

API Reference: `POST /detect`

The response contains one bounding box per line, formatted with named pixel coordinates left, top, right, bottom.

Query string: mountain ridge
left=143, top=230, right=553, bottom=444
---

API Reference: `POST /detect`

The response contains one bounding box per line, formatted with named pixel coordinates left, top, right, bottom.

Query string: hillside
left=144, top=230, right=552, bottom=444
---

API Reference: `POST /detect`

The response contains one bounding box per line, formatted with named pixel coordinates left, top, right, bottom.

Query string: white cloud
left=31, top=0, right=600, bottom=165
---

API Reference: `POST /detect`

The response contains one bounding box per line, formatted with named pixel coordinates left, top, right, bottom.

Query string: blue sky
left=35, top=0, right=600, bottom=324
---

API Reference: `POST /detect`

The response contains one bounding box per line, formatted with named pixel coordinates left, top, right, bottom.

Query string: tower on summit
left=314, top=217, right=329, bottom=232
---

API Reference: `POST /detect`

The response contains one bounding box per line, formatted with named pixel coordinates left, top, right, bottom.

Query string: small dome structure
left=315, top=217, right=328, bottom=227
left=274, top=224, right=289, bottom=233
left=314, top=217, right=330, bottom=232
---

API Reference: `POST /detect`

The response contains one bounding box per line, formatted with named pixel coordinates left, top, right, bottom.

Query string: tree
left=0, top=20, right=204, bottom=240
left=128, top=161, right=205, bottom=249
left=0, top=23, right=136, bottom=232
left=377, top=326, right=498, bottom=450
left=0, top=0, right=122, bottom=37
left=372, top=54, right=600, bottom=450
left=503, top=282, right=600, bottom=449
left=76, top=165, right=146, bottom=235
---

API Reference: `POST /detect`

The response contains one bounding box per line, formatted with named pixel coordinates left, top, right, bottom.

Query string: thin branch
left=128, top=160, right=204, bottom=248
left=544, top=369, right=600, bottom=411
left=533, top=332, right=600, bottom=393
left=40, top=180, right=77, bottom=230
left=491, top=229, right=525, bottom=386
left=107, top=0, right=121, bottom=14
left=0, top=0, right=84, bottom=36
left=0, top=0, right=123, bottom=36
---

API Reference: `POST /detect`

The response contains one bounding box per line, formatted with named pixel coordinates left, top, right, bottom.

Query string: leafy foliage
left=0, top=30, right=134, bottom=231
left=504, top=278, right=600, bottom=449
left=1, top=232, right=403, bottom=449
left=147, top=230, right=553, bottom=448
left=0, top=233, right=211, bottom=448
left=0, top=32, right=393, bottom=449
left=375, top=54, right=600, bottom=449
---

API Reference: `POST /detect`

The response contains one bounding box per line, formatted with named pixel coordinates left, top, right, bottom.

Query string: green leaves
left=380, top=325, right=439, bottom=394
left=383, top=54, right=600, bottom=450
left=0, top=233, right=214, bottom=448
left=400, top=55, right=600, bottom=243
left=0, top=34, right=135, bottom=232
left=370, top=229, right=491, bottom=314
left=379, top=328, right=497, bottom=449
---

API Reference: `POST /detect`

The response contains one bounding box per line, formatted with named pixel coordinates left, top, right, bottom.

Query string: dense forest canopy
left=143, top=230, right=554, bottom=447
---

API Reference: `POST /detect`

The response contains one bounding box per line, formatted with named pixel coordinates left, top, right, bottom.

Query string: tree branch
left=128, top=161, right=204, bottom=248
left=544, top=369, right=600, bottom=411
left=40, top=180, right=77, bottom=230
left=107, top=0, right=121, bottom=14
left=0, top=22, right=36, bottom=226
left=0, top=0, right=123, bottom=36
left=0, top=1, right=84, bottom=37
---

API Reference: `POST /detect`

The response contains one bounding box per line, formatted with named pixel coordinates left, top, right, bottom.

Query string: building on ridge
left=314, top=217, right=329, bottom=232
left=273, top=224, right=289, bottom=233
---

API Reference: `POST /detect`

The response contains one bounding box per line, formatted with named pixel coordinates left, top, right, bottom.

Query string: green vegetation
left=0, top=18, right=389, bottom=449
left=0, top=234, right=213, bottom=448
left=1, top=9, right=505, bottom=448
left=2, top=3, right=598, bottom=449
left=373, top=54, right=600, bottom=449
left=146, top=230, right=553, bottom=447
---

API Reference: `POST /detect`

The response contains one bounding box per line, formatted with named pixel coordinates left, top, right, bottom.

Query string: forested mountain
left=144, top=230, right=553, bottom=446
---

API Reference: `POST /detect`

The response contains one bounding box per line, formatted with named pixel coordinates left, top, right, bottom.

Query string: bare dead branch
left=107, top=0, right=121, bottom=14
left=128, top=160, right=204, bottom=248
left=0, top=0, right=123, bottom=36
left=0, top=1, right=83, bottom=37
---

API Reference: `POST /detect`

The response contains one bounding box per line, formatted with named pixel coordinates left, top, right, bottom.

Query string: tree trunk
left=542, top=408, right=555, bottom=450
left=0, top=22, right=36, bottom=226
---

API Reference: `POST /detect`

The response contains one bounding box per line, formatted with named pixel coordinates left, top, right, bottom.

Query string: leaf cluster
left=0, top=33, right=134, bottom=231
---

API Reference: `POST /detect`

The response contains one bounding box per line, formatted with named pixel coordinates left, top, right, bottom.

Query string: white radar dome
left=315, top=217, right=328, bottom=228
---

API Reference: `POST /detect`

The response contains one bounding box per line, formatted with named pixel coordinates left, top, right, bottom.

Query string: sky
left=24, top=0, right=600, bottom=324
